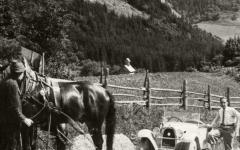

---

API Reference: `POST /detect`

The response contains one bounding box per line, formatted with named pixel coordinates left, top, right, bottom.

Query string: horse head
left=22, top=75, right=52, bottom=124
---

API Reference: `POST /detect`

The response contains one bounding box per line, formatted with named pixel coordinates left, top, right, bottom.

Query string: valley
left=197, top=9, right=240, bottom=42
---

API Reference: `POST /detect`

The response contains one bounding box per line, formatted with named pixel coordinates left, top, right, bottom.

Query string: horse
left=0, top=65, right=116, bottom=150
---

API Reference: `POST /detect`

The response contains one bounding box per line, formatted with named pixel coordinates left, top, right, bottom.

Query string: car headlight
left=175, top=129, right=184, bottom=138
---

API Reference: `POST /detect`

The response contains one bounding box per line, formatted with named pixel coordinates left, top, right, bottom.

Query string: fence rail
left=99, top=68, right=240, bottom=110
left=151, top=88, right=182, bottom=93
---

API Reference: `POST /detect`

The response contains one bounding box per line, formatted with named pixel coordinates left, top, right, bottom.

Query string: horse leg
left=55, top=123, right=67, bottom=150
left=87, top=123, right=103, bottom=150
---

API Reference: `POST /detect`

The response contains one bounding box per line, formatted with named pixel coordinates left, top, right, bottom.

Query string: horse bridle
left=22, top=73, right=51, bottom=123
left=23, top=74, right=98, bottom=148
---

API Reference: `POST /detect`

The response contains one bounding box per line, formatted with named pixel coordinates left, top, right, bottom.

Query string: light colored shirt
left=124, top=65, right=136, bottom=74
left=211, top=107, right=240, bottom=136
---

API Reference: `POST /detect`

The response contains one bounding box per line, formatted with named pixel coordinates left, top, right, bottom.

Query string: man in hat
left=0, top=60, right=34, bottom=150
left=207, top=97, right=240, bottom=150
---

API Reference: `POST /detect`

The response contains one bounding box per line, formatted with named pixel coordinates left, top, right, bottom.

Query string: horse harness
left=20, top=72, right=75, bottom=146
left=20, top=72, right=92, bottom=147
left=21, top=72, right=52, bottom=120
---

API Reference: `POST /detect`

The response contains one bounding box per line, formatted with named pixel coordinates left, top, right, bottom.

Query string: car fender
left=181, top=133, right=204, bottom=149
left=137, top=129, right=158, bottom=150
left=182, top=133, right=197, bottom=143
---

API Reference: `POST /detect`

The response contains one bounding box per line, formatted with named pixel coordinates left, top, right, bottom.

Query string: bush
left=136, top=68, right=146, bottom=73
left=200, top=65, right=211, bottom=72
left=231, top=14, right=237, bottom=21
left=110, top=65, right=122, bottom=75
left=80, top=59, right=101, bottom=76
left=185, top=66, right=197, bottom=72
left=225, top=59, right=234, bottom=66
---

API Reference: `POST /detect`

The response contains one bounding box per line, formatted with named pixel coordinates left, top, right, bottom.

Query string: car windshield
left=184, top=119, right=204, bottom=125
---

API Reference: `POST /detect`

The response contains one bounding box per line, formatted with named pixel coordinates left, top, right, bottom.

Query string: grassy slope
left=38, top=73, right=239, bottom=150
left=75, top=72, right=240, bottom=138
left=76, top=72, right=240, bottom=98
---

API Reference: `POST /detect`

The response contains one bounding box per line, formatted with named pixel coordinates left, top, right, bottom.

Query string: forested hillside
left=0, top=0, right=223, bottom=78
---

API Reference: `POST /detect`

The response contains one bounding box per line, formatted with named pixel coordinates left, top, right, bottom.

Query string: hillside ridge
left=85, top=0, right=181, bottom=19
left=85, top=0, right=149, bottom=18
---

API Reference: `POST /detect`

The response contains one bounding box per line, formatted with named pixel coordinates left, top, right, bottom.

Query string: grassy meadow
left=197, top=8, right=240, bottom=42
left=37, top=72, right=240, bottom=149
left=75, top=72, right=240, bottom=137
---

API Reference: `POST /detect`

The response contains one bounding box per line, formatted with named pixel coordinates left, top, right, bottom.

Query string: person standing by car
left=0, top=59, right=34, bottom=150
left=208, top=97, right=240, bottom=150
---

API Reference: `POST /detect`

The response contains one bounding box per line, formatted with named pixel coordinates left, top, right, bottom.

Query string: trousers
left=0, top=123, right=22, bottom=150
left=208, top=126, right=235, bottom=150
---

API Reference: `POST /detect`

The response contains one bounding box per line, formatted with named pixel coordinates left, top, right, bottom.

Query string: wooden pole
left=46, top=112, right=51, bottom=150
left=42, top=52, right=45, bottom=75
left=182, top=79, right=188, bottom=110
left=103, top=67, right=109, bottom=88
left=143, top=70, right=149, bottom=97
left=146, top=73, right=151, bottom=111
left=100, top=62, right=103, bottom=84
left=226, top=87, right=230, bottom=106
left=143, top=69, right=148, bottom=87
left=207, top=85, right=211, bottom=110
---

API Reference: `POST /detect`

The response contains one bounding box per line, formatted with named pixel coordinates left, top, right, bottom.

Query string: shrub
left=231, top=14, right=237, bottom=21
left=185, top=66, right=197, bottom=72
left=225, top=59, right=234, bottom=66
left=200, top=65, right=211, bottom=72
left=80, top=59, right=101, bottom=76
left=110, top=65, right=122, bottom=75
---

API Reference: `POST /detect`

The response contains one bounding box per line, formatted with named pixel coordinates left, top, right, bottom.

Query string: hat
left=125, top=58, right=131, bottom=63
left=10, top=61, right=25, bottom=73
left=220, top=97, right=227, bottom=103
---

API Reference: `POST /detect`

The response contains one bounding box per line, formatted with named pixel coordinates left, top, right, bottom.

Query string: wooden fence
left=99, top=68, right=240, bottom=110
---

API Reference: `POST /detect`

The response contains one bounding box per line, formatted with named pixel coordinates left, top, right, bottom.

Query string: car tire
left=175, top=142, right=190, bottom=150
left=139, top=138, right=154, bottom=150
left=174, top=138, right=200, bottom=150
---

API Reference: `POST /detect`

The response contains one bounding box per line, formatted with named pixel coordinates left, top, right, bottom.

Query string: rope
left=46, top=112, right=52, bottom=150
left=30, top=97, right=47, bottom=120
left=57, top=129, right=73, bottom=145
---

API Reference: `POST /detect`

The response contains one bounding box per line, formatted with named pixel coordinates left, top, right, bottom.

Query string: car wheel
left=139, top=138, right=154, bottom=150
left=175, top=139, right=200, bottom=150
left=175, top=142, right=190, bottom=150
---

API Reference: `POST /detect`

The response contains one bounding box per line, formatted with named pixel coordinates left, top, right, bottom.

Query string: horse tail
left=105, top=91, right=116, bottom=150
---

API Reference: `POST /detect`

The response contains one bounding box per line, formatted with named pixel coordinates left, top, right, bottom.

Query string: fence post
left=182, top=79, right=188, bottom=110
left=42, top=52, right=45, bottom=75
left=146, top=73, right=151, bottom=111
left=207, top=85, right=211, bottom=110
left=143, top=70, right=149, bottom=97
left=100, top=62, right=103, bottom=84
left=226, top=87, right=230, bottom=106
left=103, top=67, right=109, bottom=88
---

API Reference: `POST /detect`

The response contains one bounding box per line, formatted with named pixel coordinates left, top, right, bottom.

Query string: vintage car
left=137, top=116, right=216, bottom=150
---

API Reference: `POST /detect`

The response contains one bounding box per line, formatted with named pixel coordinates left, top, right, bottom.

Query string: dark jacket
left=0, top=78, right=26, bottom=124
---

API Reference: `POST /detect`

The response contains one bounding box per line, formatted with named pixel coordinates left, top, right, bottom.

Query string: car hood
left=163, top=122, right=202, bottom=132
